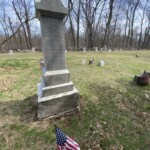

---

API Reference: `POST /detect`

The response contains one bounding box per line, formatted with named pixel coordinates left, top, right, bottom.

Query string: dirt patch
left=0, top=76, right=16, bottom=92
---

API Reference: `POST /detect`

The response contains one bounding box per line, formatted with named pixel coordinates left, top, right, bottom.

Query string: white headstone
left=98, top=60, right=105, bottom=67
left=104, top=45, right=107, bottom=51
left=108, top=49, right=112, bottom=52
left=83, top=47, right=86, bottom=52
left=9, top=50, right=14, bottom=55
left=95, top=47, right=98, bottom=52
left=32, top=47, right=36, bottom=52
left=17, top=49, right=21, bottom=52
left=82, top=59, right=86, bottom=65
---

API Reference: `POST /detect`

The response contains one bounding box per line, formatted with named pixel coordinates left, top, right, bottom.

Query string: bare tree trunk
left=8, top=17, right=18, bottom=49
left=142, top=23, right=150, bottom=49
left=138, top=0, right=148, bottom=50
left=25, top=20, right=32, bottom=49
left=124, top=19, right=128, bottom=49
left=18, top=29, right=23, bottom=50
left=124, top=2, right=132, bottom=49
left=87, top=25, right=93, bottom=49
left=4, top=20, right=12, bottom=49
left=93, top=0, right=106, bottom=45
left=0, top=17, right=35, bottom=49
left=81, top=0, right=101, bottom=49
left=112, top=4, right=121, bottom=50
left=102, top=0, right=115, bottom=48
left=68, top=0, right=76, bottom=49
left=12, top=1, right=29, bottom=49
left=126, top=9, right=132, bottom=49
left=129, top=0, right=140, bottom=49
left=76, top=0, right=81, bottom=49
left=0, top=22, right=10, bottom=50
left=23, top=0, right=32, bottom=49
left=69, top=14, right=76, bottom=49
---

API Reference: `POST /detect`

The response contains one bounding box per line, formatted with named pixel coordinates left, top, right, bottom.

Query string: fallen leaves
left=0, top=76, right=16, bottom=92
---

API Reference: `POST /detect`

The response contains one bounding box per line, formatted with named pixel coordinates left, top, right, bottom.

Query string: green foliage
left=0, top=58, right=29, bottom=69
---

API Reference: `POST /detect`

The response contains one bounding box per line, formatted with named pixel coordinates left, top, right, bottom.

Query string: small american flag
left=56, top=127, right=80, bottom=150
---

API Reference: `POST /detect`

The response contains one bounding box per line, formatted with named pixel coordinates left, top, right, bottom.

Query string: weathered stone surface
left=35, top=0, right=68, bottom=18
left=35, top=0, right=79, bottom=119
left=42, top=82, right=74, bottom=96
left=44, top=70, right=70, bottom=86
left=38, top=88, right=79, bottom=119
left=41, top=17, right=66, bottom=71
left=82, top=59, right=86, bottom=65
left=98, top=60, right=105, bottom=67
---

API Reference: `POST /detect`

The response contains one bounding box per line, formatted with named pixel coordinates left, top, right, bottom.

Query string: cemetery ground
left=0, top=51, right=150, bottom=150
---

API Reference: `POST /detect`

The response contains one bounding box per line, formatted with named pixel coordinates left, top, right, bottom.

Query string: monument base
left=38, top=87, right=79, bottom=119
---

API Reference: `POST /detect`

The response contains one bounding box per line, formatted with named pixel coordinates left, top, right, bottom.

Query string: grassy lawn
left=0, top=51, right=150, bottom=150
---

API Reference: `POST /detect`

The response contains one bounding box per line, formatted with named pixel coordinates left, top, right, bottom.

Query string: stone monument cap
left=35, top=0, right=68, bottom=19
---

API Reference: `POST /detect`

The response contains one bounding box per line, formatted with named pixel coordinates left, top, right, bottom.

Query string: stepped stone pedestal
left=35, top=0, right=79, bottom=119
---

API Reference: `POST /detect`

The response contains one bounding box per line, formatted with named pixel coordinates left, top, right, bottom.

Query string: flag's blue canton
left=56, top=128, right=67, bottom=146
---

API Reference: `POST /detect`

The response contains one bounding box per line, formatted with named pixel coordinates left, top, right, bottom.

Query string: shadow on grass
left=0, top=95, right=38, bottom=123
left=81, top=81, right=150, bottom=150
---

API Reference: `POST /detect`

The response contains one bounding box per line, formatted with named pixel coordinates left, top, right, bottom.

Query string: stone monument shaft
left=41, top=17, right=66, bottom=71
left=35, top=0, right=79, bottom=119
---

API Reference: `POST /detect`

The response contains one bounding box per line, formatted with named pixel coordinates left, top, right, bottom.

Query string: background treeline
left=0, top=0, right=149, bottom=52
left=0, top=0, right=41, bottom=52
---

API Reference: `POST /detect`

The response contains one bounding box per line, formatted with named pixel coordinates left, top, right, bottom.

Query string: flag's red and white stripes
left=57, top=136, right=80, bottom=150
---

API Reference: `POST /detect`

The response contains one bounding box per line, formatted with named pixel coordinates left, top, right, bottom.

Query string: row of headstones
left=8, top=47, right=37, bottom=55
left=65, top=46, right=112, bottom=52
left=37, top=57, right=105, bottom=98
left=82, top=47, right=112, bottom=52
left=82, top=58, right=105, bottom=67
left=9, top=47, right=110, bottom=55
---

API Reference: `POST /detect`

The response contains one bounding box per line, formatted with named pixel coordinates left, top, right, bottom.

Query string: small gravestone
left=89, top=58, right=94, bottom=65
left=9, top=50, right=14, bottom=55
left=17, top=49, right=21, bottom=52
left=104, top=45, right=107, bottom=51
left=98, top=60, right=105, bottom=67
left=108, top=49, right=112, bottom=52
left=95, top=47, right=98, bottom=52
left=35, top=0, right=79, bottom=119
left=82, top=59, right=86, bottom=65
left=32, top=47, right=36, bottom=52
left=83, top=47, right=86, bottom=52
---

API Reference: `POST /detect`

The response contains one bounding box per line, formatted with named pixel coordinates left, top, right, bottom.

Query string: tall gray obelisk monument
left=35, top=0, right=79, bottom=119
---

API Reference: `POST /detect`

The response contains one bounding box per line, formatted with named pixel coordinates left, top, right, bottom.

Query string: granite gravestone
left=82, top=59, right=86, bottom=65
left=98, top=60, right=105, bottom=67
left=32, top=47, right=36, bottom=52
left=95, top=47, right=98, bottom=52
left=35, top=0, right=79, bottom=119
left=83, top=47, right=86, bottom=52
left=9, top=50, right=14, bottom=55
